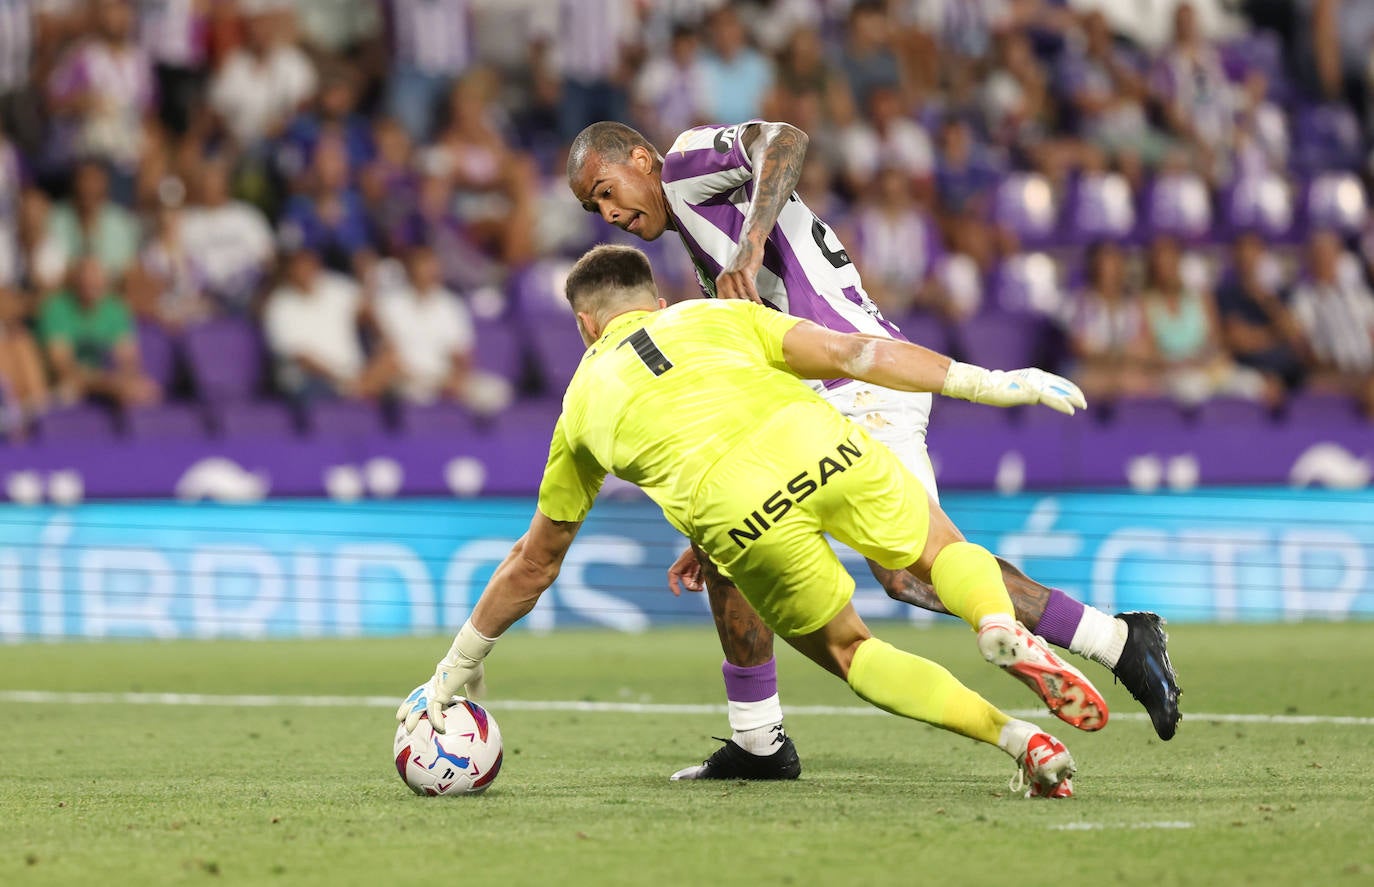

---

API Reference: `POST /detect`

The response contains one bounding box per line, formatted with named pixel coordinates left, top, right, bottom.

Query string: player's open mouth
left=626, top=214, right=642, bottom=233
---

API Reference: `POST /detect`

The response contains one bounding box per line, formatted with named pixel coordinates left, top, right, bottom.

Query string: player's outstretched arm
left=397, top=510, right=581, bottom=733
left=780, top=322, right=1087, bottom=415
left=715, top=122, right=809, bottom=302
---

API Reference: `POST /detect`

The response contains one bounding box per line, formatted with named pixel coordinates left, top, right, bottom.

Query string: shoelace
left=1008, top=766, right=1028, bottom=794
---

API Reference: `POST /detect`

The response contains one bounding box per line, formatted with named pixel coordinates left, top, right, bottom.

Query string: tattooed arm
left=714, top=122, right=810, bottom=302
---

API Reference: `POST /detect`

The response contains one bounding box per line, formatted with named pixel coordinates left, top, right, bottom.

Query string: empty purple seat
left=989, top=252, right=1064, bottom=316
left=955, top=313, right=1046, bottom=370
left=213, top=401, right=298, bottom=438
left=491, top=399, right=560, bottom=438
left=40, top=404, right=118, bottom=441
left=305, top=400, right=388, bottom=438
left=1110, top=396, right=1189, bottom=430
left=894, top=312, right=950, bottom=354
left=396, top=401, right=480, bottom=436
left=993, top=173, right=1059, bottom=249
left=1295, top=104, right=1363, bottom=173
left=1066, top=172, right=1136, bottom=244
left=527, top=312, right=588, bottom=393
left=1146, top=172, right=1212, bottom=241
left=1197, top=397, right=1273, bottom=427
left=183, top=318, right=267, bottom=402
left=1305, top=173, right=1368, bottom=235
left=471, top=316, right=526, bottom=384
left=135, top=321, right=178, bottom=390
left=1224, top=173, right=1294, bottom=239
left=125, top=403, right=208, bottom=439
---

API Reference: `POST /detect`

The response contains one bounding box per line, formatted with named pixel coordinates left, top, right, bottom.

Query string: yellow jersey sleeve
left=536, top=415, right=606, bottom=522
left=746, top=302, right=807, bottom=373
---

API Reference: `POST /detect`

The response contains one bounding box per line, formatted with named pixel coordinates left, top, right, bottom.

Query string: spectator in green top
left=46, top=160, right=140, bottom=278
left=39, top=255, right=160, bottom=408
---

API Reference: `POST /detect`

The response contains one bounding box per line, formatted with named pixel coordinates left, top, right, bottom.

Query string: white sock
left=1069, top=608, right=1128, bottom=669
left=997, top=718, right=1038, bottom=761
left=728, top=694, right=785, bottom=756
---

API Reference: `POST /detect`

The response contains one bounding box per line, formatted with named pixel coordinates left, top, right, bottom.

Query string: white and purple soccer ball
left=393, top=698, right=503, bottom=796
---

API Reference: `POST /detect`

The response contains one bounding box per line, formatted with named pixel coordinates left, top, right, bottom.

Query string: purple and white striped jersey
left=386, top=0, right=473, bottom=77
left=662, top=122, right=906, bottom=357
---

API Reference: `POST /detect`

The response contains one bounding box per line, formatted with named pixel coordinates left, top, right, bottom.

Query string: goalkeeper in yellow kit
left=398, top=244, right=1093, bottom=797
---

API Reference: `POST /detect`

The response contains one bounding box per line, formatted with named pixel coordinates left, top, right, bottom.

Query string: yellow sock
left=929, top=541, right=1014, bottom=629
left=847, top=638, right=1009, bottom=746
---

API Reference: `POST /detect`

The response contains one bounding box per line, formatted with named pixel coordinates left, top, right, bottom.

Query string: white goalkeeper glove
left=941, top=361, right=1087, bottom=415
left=396, top=620, right=496, bottom=734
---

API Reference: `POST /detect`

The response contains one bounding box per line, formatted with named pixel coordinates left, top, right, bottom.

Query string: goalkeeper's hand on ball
left=396, top=620, right=496, bottom=734
left=941, top=361, right=1087, bottom=416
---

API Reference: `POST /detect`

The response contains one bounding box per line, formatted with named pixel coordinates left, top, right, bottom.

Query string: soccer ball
left=393, top=698, right=504, bottom=796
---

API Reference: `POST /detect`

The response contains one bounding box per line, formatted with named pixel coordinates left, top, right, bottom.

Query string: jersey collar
left=597, top=309, right=653, bottom=343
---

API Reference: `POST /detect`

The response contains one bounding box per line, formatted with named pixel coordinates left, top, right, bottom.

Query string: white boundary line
left=1, top=690, right=1372, bottom=726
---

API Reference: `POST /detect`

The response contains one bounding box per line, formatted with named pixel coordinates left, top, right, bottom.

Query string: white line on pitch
left=1049, top=822, right=1194, bottom=831
left=1, top=690, right=1372, bottom=726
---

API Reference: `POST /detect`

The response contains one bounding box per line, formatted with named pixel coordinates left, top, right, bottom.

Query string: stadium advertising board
left=0, top=489, right=1369, bottom=642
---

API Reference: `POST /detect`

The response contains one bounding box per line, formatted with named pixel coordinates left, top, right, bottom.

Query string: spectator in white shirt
left=264, top=246, right=395, bottom=402
left=180, top=158, right=276, bottom=314
left=374, top=245, right=512, bottom=415
left=209, top=7, right=317, bottom=150
left=1290, top=230, right=1374, bottom=415
left=837, top=84, right=934, bottom=197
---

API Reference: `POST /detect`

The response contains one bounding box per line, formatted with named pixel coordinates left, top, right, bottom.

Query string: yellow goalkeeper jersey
left=536, top=299, right=851, bottom=535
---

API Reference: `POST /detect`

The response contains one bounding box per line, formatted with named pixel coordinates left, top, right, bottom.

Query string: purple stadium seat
left=893, top=312, right=950, bottom=354
left=929, top=398, right=1011, bottom=429
left=396, top=401, right=480, bottom=436
left=1305, top=173, right=1368, bottom=235
left=305, top=400, right=388, bottom=438
left=1283, top=392, right=1363, bottom=427
left=1223, top=173, right=1294, bottom=240
left=40, top=404, right=118, bottom=441
left=1294, top=104, right=1363, bottom=173
left=988, top=253, right=1063, bottom=317
left=125, top=403, right=208, bottom=439
left=955, top=313, right=1046, bottom=371
left=183, top=317, right=267, bottom=402
left=526, top=311, right=587, bottom=393
left=1066, top=172, right=1136, bottom=245
left=1196, top=397, right=1273, bottom=427
left=213, top=401, right=298, bottom=438
left=1110, top=396, right=1189, bottom=430
left=491, top=398, right=560, bottom=438
left=1146, top=172, right=1212, bottom=241
left=471, top=315, right=526, bottom=384
left=135, top=321, right=178, bottom=390
left=993, top=173, right=1059, bottom=249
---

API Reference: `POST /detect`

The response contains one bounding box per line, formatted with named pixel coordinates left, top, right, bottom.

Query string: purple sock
left=722, top=658, right=778, bottom=702
left=1035, top=589, right=1085, bottom=649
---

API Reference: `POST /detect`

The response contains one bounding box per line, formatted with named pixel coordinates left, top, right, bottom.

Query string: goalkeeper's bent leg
left=925, top=540, right=1015, bottom=629
left=847, top=637, right=1009, bottom=746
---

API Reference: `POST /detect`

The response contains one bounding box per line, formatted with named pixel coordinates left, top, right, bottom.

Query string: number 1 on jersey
left=620, top=328, right=673, bottom=376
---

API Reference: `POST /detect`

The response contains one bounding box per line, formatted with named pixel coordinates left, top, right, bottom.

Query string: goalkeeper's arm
left=780, top=322, right=1087, bottom=416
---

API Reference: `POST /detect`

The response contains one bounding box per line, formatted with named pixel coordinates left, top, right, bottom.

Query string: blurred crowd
left=3, top=0, right=1374, bottom=445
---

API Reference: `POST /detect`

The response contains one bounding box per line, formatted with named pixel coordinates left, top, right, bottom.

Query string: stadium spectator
left=263, top=245, right=396, bottom=402
left=1150, top=2, right=1234, bottom=175
left=1217, top=231, right=1309, bottom=395
left=359, top=117, right=420, bottom=253
left=45, top=0, right=157, bottom=198
left=0, top=286, right=49, bottom=439
left=1055, top=10, right=1162, bottom=170
left=38, top=254, right=161, bottom=408
left=1060, top=241, right=1159, bottom=401
left=180, top=157, right=276, bottom=315
left=632, top=24, right=709, bottom=150
left=837, top=85, right=934, bottom=197
left=135, top=0, right=210, bottom=136
left=208, top=4, right=318, bottom=150
left=128, top=182, right=215, bottom=332
left=47, top=160, right=141, bottom=279
left=838, top=0, right=903, bottom=110
left=529, top=0, right=637, bottom=142
left=288, top=0, right=381, bottom=62
left=278, top=134, right=375, bottom=276
left=0, top=0, right=43, bottom=154
left=766, top=25, right=854, bottom=132
left=1289, top=230, right=1374, bottom=415
left=423, top=70, right=537, bottom=270
left=374, top=245, right=512, bottom=414
left=275, top=69, right=375, bottom=190
left=10, top=188, right=69, bottom=297
left=384, top=0, right=474, bottom=142
left=698, top=5, right=773, bottom=126
left=933, top=116, right=1003, bottom=270
left=1142, top=236, right=1272, bottom=406
left=847, top=165, right=946, bottom=318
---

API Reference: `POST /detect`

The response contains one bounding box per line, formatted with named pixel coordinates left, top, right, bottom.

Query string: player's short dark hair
left=567, top=121, right=656, bottom=181
left=565, top=244, right=657, bottom=312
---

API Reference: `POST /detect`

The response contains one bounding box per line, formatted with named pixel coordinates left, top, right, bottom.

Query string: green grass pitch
left=2, top=622, right=1373, bottom=886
